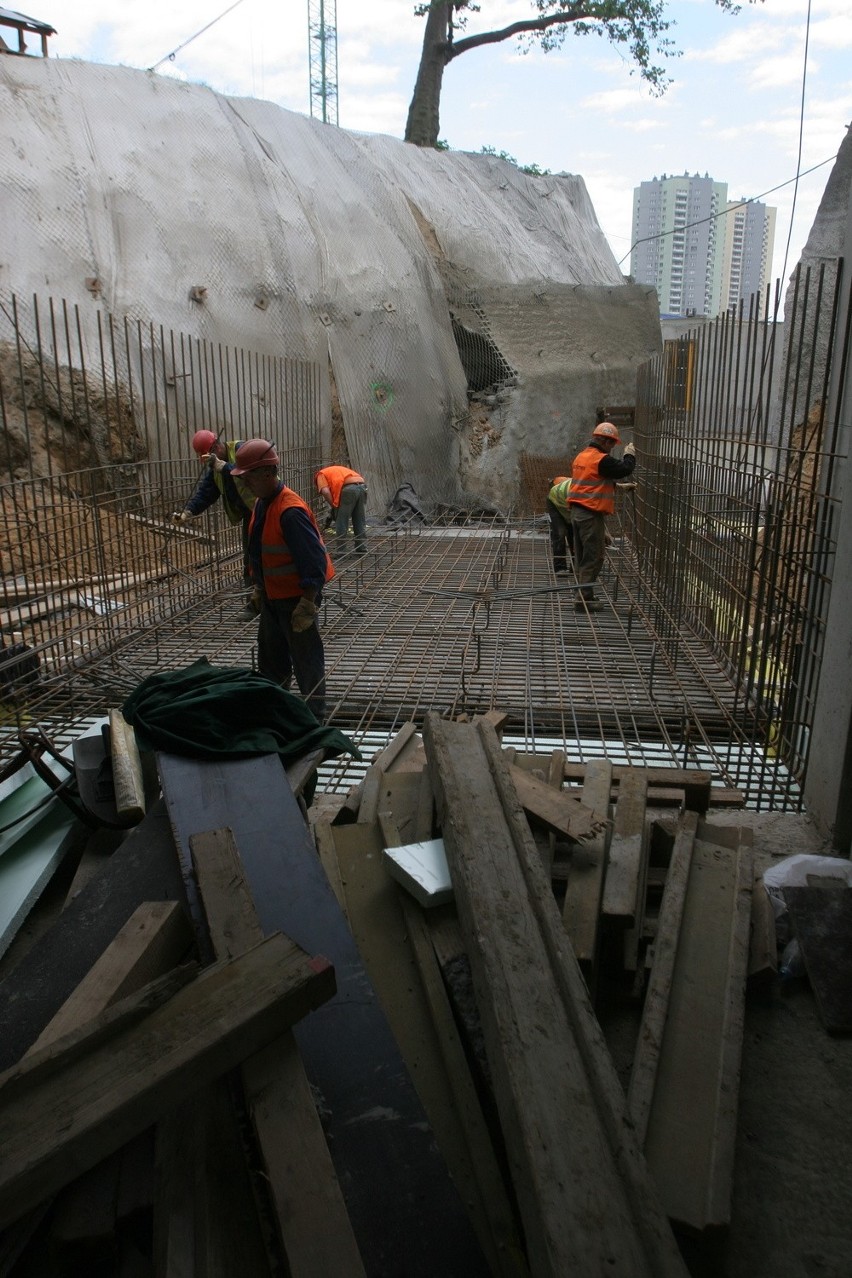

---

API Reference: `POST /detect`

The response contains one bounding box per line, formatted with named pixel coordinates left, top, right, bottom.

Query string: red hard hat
left=593, top=421, right=620, bottom=443
left=231, top=438, right=280, bottom=475
left=191, top=429, right=218, bottom=456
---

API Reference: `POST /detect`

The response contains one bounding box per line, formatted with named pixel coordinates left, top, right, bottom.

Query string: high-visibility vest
left=213, top=439, right=254, bottom=524
left=568, top=446, right=615, bottom=515
left=548, top=478, right=572, bottom=512
left=315, top=465, right=365, bottom=508
left=254, top=486, right=334, bottom=599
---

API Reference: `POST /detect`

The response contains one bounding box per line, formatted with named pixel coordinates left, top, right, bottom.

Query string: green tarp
left=123, top=658, right=359, bottom=764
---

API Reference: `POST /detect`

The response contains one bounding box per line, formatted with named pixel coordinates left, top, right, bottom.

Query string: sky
left=36, top=1, right=852, bottom=293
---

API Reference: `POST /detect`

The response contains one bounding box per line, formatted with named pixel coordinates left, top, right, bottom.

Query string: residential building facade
left=631, top=172, right=775, bottom=318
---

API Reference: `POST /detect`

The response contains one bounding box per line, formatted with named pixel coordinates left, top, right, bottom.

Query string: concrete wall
left=802, top=129, right=852, bottom=851
left=0, top=56, right=661, bottom=511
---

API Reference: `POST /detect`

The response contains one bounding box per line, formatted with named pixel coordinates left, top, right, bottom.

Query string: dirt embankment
left=0, top=343, right=147, bottom=484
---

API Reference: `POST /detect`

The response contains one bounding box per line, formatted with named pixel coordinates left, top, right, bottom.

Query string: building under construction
left=1, top=50, right=851, bottom=1278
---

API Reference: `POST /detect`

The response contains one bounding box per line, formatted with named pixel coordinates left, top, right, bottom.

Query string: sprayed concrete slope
left=0, top=56, right=661, bottom=507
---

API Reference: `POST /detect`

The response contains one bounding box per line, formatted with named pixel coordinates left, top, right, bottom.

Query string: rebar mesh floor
left=18, top=520, right=791, bottom=806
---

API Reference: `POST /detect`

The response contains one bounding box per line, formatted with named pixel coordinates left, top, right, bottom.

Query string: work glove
left=291, top=597, right=318, bottom=633
left=623, top=442, right=636, bottom=458
left=616, top=481, right=637, bottom=491
left=209, top=455, right=227, bottom=472
left=171, top=510, right=194, bottom=526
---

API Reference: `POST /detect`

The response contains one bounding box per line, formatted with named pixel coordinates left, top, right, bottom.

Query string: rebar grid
left=6, top=517, right=794, bottom=808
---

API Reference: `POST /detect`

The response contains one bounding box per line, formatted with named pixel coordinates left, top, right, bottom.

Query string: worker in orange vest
left=314, top=465, right=368, bottom=555
left=567, top=421, right=636, bottom=613
left=232, top=439, right=334, bottom=721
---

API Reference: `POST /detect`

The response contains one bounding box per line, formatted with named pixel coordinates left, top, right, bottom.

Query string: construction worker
left=232, top=438, right=334, bottom=721
left=546, top=475, right=574, bottom=574
left=567, top=421, right=636, bottom=613
left=172, top=430, right=258, bottom=620
left=314, top=464, right=368, bottom=554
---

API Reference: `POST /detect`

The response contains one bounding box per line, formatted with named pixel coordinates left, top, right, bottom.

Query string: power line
left=617, top=153, right=838, bottom=269
left=774, top=0, right=813, bottom=308
left=148, top=0, right=248, bottom=74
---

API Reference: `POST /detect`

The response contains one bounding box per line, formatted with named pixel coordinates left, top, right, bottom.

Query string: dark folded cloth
left=123, top=657, right=359, bottom=764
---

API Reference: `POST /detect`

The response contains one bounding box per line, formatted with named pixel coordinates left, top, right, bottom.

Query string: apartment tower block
left=630, top=172, right=776, bottom=318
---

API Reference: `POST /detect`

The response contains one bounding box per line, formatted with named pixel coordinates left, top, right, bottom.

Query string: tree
left=404, top=1, right=744, bottom=149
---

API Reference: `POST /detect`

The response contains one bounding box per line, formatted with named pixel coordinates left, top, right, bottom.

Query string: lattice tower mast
left=308, top=0, right=339, bottom=125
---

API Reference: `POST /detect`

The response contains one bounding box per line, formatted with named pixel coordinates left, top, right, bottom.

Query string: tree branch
left=446, top=8, right=596, bottom=62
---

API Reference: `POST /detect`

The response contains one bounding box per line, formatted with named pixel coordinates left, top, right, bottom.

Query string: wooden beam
left=189, top=827, right=366, bottom=1278
left=357, top=723, right=419, bottom=824
left=108, top=709, right=146, bottom=825
left=158, top=750, right=487, bottom=1278
left=602, top=768, right=648, bottom=925
left=563, top=763, right=713, bottom=814
left=562, top=759, right=613, bottom=974
left=401, top=896, right=529, bottom=1278
left=628, top=811, right=698, bottom=1145
left=0, top=933, right=336, bottom=1231
left=26, top=901, right=192, bottom=1055
left=641, top=822, right=753, bottom=1230
left=331, top=820, right=518, bottom=1277
left=508, top=763, right=603, bottom=843
left=424, top=715, right=687, bottom=1278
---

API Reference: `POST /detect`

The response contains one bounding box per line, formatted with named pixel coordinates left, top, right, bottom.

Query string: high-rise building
left=630, top=173, right=775, bottom=318
left=720, top=198, right=777, bottom=315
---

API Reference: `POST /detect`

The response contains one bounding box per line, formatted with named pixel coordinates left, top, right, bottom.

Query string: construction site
left=1, top=23, right=852, bottom=1278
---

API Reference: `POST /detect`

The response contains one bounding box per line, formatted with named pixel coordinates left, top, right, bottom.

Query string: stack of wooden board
left=316, top=712, right=761, bottom=1260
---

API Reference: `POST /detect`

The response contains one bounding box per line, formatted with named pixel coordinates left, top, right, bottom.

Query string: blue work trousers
left=257, top=594, right=326, bottom=721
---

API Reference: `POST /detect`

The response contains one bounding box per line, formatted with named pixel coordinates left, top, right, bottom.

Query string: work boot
left=575, top=598, right=602, bottom=613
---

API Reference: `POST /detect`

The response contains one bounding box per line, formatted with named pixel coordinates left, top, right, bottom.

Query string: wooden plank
left=158, top=751, right=487, bottom=1278
left=508, top=763, right=603, bottom=842
left=401, top=896, right=529, bottom=1278
left=312, top=817, right=347, bottom=913
left=642, top=822, right=753, bottom=1230
left=0, top=799, right=188, bottom=1073
left=628, top=811, right=698, bottom=1144
left=190, top=826, right=366, bottom=1278
left=562, top=759, right=612, bottom=971
left=284, top=748, right=326, bottom=799
left=602, top=768, right=648, bottom=925
left=4, top=902, right=191, bottom=1273
left=563, top=763, right=713, bottom=813
left=0, top=932, right=336, bottom=1230
left=424, top=714, right=688, bottom=1278
left=331, top=820, right=512, bottom=1277
left=623, top=811, right=652, bottom=973
left=357, top=723, right=419, bottom=824
left=27, top=901, right=192, bottom=1055
left=109, top=709, right=146, bottom=824
left=376, top=770, right=423, bottom=845
left=782, top=886, right=852, bottom=1033
left=646, top=787, right=686, bottom=810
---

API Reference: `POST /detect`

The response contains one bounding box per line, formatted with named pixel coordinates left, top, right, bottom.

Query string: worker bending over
left=173, top=430, right=259, bottom=620
left=232, top=439, right=334, bottom=721
left=314, top=464, right=368, bottom=554
left=567, top=421, right=636, bottom=613
left=546, top=475, right=574, bottom=575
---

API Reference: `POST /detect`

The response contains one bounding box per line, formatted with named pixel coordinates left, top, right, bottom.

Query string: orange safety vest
left=253, top=486, right=335, bottom=599
left=315, top=465, right=366, bottom=509
left=568, top=446, right=615, bottom=516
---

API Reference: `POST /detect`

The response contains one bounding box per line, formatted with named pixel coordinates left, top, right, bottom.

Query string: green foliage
left=479, top=145, right=551, bottom=176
